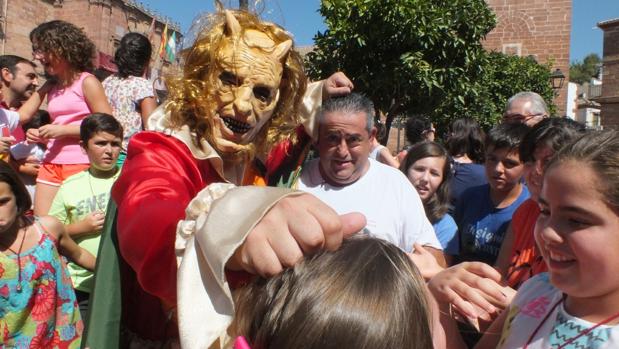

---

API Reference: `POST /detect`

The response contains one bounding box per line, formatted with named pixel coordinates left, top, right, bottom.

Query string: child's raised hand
left=83, top=211, right=105, bottom=233
left=427, top=262, right=508, bottom=321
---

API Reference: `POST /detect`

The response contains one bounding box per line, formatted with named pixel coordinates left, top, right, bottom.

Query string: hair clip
left=234, top=336, right=251, bottom=349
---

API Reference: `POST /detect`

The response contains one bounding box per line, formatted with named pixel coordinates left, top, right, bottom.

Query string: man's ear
left=1, top=68, right=13, bottom=83
left=370, top=126, right=377, bottom=140
left=79, top=140, right=87, bottom=154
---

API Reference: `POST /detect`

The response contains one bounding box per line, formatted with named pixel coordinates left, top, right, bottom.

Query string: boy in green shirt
left=49, top=112, right=123, bottom=323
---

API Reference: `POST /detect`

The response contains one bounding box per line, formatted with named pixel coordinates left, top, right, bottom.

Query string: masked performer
left=85, top=9, right=361, bottom=349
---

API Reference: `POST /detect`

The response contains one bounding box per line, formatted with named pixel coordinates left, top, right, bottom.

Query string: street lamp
left=550, top=68, right=566, bottom=93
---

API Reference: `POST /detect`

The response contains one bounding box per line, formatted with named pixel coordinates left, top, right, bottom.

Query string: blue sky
left=142, top=0, right=619, bottom=63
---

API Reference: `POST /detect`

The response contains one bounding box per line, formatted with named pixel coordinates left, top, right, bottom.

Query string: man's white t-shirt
left=297, top=158, right=441, bottom=252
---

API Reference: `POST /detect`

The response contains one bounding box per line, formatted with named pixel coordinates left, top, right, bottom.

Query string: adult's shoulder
left=297, top=158, right=321, bottom=188
left=368, top=158, right=406, bottom=179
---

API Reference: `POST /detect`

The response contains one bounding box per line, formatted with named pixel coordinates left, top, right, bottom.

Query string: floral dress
left=102, top=75, right=155, bottom=151
left=0, top=221, right=82, bottom=348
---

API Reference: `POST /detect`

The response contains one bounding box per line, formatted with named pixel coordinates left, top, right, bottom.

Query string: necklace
left=87, top=170, right=105, bottom=212
left=524, top=295, right=619, bottom=349
left=0, top=227, right=27, bottom=292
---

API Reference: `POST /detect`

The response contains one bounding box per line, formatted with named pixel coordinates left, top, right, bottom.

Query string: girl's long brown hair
left=233, top=236, right=433, bottom=349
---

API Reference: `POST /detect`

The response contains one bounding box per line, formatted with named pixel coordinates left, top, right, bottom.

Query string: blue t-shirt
left=449, top=162, right=487, bottom=214
left=432, top=214, right=459, bottom=255
left=455, top=183, right=530, bottom=265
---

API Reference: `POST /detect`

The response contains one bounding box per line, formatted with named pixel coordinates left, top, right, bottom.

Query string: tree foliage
left=569, top=53, right=601, bottom=85
left=306, top=0, right=557, bottom=136
left=436, top=52, right=557, bottom=129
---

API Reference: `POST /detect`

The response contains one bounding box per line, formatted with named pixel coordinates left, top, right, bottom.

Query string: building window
left=502, top=43, right=522, bottom=57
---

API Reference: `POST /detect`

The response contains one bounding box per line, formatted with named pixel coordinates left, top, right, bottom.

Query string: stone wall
left=598, top=19, right=619, bottom=129
left=484, top=0, right=572, bottom=115
left=0, top=0, right=180, bottom=72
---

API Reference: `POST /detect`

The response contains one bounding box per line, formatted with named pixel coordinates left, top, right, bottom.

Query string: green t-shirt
left=49, top=168, right=120, bottom=293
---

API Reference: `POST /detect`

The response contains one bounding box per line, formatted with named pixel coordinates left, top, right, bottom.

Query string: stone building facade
left=483, top=0, right=572, bottom=115
left=598, top=18, right=619, bottom=129
left=0, top=0, right=181, bottom=76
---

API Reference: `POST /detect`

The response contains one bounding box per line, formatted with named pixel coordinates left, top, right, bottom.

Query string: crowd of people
left=0, top=9, right=618, bottom=349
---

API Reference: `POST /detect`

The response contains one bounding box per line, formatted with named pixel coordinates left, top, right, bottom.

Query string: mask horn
left=224, top=10, right=242, bottom=37
left=273, top=39, right=292, bottom=61
left=214, top=0, right=224, bottom=12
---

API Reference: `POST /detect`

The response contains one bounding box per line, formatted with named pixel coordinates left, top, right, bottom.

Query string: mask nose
left=233, top=86, right=253, bottom=118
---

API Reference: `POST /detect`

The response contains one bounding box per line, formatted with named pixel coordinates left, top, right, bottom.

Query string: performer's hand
left=323, top=71, right=354, bottom=98
left=227, top=193, right=366, bottom=277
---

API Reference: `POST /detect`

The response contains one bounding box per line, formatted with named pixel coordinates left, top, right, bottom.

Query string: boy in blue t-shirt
left=455, top=123, right=530, bottom=265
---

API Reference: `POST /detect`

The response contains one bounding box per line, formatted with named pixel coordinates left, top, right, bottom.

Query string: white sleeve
left=399, top=178, right=442, bottom=251
left=0, top=108, right=20, bottom=133
left=10, top=143, right=32, bottom=160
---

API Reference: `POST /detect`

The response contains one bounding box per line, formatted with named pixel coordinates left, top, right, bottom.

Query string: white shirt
left=0, top=108, right=20, bottom=135
left=297, top=158, right=441, bottom=252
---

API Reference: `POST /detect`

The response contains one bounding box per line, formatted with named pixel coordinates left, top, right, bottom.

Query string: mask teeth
left=223, top=117, right=252, bottom=134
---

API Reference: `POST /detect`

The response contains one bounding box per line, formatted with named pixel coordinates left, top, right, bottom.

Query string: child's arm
left=39, top=215, right=96, bottom=271
left=11, top=155, right=40, bottom=177
left=65, top=212, right=105, bottom=238
left=83, top=75, right=113, bottom=115
left=427, top=263, right=512, bottom=349
left=48, top=187, right=104, bottom=239
left=494, top=223, right=515, bottom=279
left=474, top=309, right=509, bottom=349
left=140, top=96, right=158, bottom=126
left=409, top=243, right=446, bottom=280
left=427, top=262, right=508, bottom=321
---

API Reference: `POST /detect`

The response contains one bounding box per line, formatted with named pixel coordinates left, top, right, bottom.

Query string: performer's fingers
left=266, top=226, right=304, bottom=269
left=243, top=228, right=284, bottom=277
left=338, top=212, right=366, bottom=239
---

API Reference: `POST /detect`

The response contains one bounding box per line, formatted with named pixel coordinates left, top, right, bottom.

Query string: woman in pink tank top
left=28, top=20, right=112, bottom=215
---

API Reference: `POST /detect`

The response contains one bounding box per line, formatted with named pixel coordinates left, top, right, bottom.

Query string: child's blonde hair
left=546, top=130, right=619, bottom=208
left=232, top=236, right=433, bottom=349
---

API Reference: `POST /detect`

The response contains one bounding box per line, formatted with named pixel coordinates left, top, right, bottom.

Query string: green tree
left=306, top=0, right=556, bottom=137
left=435, top=52, right=556, bottom=129
left=569, top=53, right=601, bottom=85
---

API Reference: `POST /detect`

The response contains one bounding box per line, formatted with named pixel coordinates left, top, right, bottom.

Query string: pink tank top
left=44, top=72, right=92, bottom=164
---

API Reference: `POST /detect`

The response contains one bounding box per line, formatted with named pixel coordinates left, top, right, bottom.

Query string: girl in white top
left=429, top=130, right=619, bottom=349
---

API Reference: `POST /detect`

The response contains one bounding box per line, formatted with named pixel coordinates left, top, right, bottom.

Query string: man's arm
left=377, top=147, right=400, bottom=168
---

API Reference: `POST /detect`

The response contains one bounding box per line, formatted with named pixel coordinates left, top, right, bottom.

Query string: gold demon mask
left=165, top=10, right=307, bottom=158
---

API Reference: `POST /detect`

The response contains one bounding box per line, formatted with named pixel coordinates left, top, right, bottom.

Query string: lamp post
left=550, top=68, right=565, bottom=96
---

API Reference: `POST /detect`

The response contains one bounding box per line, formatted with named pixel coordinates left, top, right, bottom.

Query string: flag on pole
left=166, top=31, right=177, bottom=62
left=158, top=23, right=168, bottom=59
left=147, top=17, right=156, bottom=42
